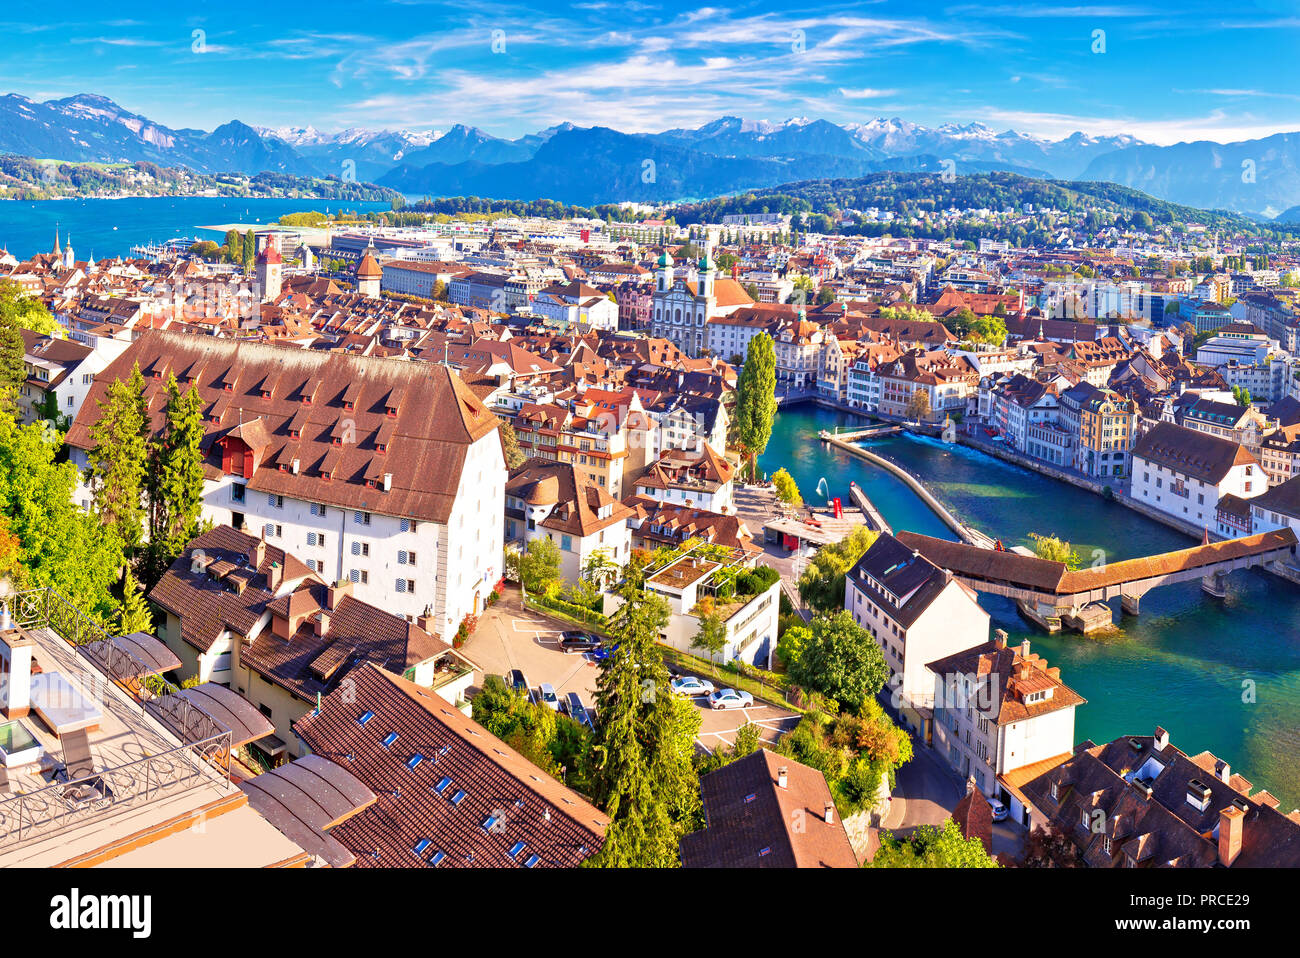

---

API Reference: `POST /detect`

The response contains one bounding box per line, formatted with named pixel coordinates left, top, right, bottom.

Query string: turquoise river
left=761, top=403, right=1300, bottom=809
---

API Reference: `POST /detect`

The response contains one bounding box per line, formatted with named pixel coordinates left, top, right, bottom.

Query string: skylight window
left=451, top=789, right=467, bottom=805
left=435, top=776, right=452, bottom=794
left=382, top=732, right=399, bottom=748
left=524, top=854, right=541, bottom=868
left=357, top=710, right=374, bottom=726
left=510, top=841, right=527, bottom=858
left=407, top=754, right=425, bottom=771
left=430, top=850, right=446, bottom=866
left=413, top=839, right=431, bottom=856
left=482, top=814, right=501, bottom=832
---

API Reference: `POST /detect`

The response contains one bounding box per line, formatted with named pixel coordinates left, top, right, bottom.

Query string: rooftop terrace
left=0, top=588, right=299, bottom=867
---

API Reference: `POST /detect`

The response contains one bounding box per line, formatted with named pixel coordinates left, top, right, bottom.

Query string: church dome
left=657, top=250, right=674, bottom=268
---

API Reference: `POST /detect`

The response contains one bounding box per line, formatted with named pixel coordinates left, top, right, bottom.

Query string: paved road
left=884, top=739, right=965, bottom=833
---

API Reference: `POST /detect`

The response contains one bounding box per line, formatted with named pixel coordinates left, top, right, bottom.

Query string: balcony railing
left=0, top=587, right=233, bottom=851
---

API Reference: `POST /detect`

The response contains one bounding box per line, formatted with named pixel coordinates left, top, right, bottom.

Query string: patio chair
left=59, top=728, right=95, bottom=783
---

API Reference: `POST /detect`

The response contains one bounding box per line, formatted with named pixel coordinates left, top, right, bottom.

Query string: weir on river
left=765, top=402, right=1300, bottom=810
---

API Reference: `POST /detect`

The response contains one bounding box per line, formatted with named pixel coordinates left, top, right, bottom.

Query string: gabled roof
left=65, top=330, right=500, bottom=524
left=294, top=662, right=608, bottom=868
left=680, top=749, right=857, bottom=868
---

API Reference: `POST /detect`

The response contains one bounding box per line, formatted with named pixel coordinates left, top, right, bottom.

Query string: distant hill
left=1080, top=133, right=1300, bottom=219
left=4, top=91, right=1300, bottom=214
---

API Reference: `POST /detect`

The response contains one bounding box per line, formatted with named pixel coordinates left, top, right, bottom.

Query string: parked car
left=670, top=675, right=715, bottom=697
left=537, top=683, right=561, bottom=712
left=506, top=669, right=528, bottom=696
left=563, top=692, right=593, bottom=730
left=708, top=688, right=754, bottom=710
left=559, top=630, right=601, bottom=654
left=990, top=798, right=1009, bottom=823
left=591, top=642, right=618, bottom=663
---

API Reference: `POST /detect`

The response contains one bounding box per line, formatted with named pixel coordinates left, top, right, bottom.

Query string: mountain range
left=3, top=92, right=1300, bottom=218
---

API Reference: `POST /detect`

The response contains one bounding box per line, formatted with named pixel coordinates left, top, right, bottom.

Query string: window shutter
left=351, top=541, right=361, bottom=556
left=353, top=511, right=362, bottom=525
left=267, top=493, right=276, bottom=507
left=400, top=518, right=410, bottom=533
left=308, top=532, right=317, bottom=546
left=264, top=523, right=274, bottom=537
left=396, top=579, right=406, bottom=593
left=398, top=550, right=408, bottom=564
left=349, top=569, right=359, bottom=583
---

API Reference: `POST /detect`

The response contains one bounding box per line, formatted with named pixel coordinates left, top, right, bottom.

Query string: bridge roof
left=894, top=532, right=1067, bottom=591
left=896, top=528, right=1298, bottom=596
left=1059, top=528, right=1297, bottom=591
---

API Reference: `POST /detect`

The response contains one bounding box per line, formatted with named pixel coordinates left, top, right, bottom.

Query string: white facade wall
left=72, top=431, right=505, bottom=642
left=1130, top=455, right=1263, bottom=526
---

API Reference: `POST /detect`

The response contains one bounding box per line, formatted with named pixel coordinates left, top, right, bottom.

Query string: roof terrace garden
left=0, top=588, right=240, bottom=864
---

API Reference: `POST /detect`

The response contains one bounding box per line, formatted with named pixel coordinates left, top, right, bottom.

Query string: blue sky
left=6, top=0, right=1300, bottom=144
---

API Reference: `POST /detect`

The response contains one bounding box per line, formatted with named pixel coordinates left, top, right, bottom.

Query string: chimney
left=777, top=766, right=788, bottom=789
left=1215, top=759, right=1231, bottom=784
left=266, top=560, right=283, bottom=592
left=993, top=629, right=1008, bottom=649
left=383, top=473, right=392, bottom=492
left=1218, top=805, right=1245, bottom=866
left=417, top=605, right=437, bottom=633
left=251, top=538, right=266, bottom=569
left=824, top=801, right=835, bottom=824
left=327, top=578, right=354, bottom=611
left=291, top=457, right=300, bottom=475
left=1019, top=639, right=1031, bottom=660
left=316, top=609, right=331, bottom=637
left=0, top=624, right=34, bottom=719
left=1154, top=726, right=1169, bottom=750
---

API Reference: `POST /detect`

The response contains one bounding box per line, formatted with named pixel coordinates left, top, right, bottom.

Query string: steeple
left=51, top=224, right=61, bottom=257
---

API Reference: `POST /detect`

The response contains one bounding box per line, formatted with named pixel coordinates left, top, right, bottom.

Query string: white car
left=537, top=683, right=561, bottom=711
left=708, top=688, right=754, bottom=710
left=670, top=675, right=715, bottom=697
left=990, top=798, right=1008, bottom=822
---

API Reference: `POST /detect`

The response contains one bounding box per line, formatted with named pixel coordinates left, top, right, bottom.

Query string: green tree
left=771, top=466, right=802, bottom=507
left=694, top=721, right=762, bottom=775
left=733, top=332, right=777, bottom=481
left=519, top=537, right=562, bottom=595
left=0, top=313, right=25, bottom=410
left=581, top=546, right=619, bottom=591
left=142, top=375, right=206, bottom=585
left=787, top=610, right=889, bottom=713
left=872, top=818, right=999, bottom=868
left=1028, top=532, right=1080, bottom=570
left=241, top=230, right=256, bottom=274
left=816, top=285, right=836, bottom=305
left=797, top=526, right=878, bottom=613
left=587, top=560, right=701, bottom=867
left=0, top=278, right=61, bottom=337
left=0, top=408, right=123, bottom=622
left=905, top=388, right=932, bottom=422
left=84, top=365, right=149, bottom=555
left=116, top=569, right=152, bottom=634
left=690, top=604, right=727, bottom=664
left=499, top=419, right=527, bottom=469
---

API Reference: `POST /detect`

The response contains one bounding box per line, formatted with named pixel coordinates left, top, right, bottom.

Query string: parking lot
left=464, top=590, right=801, bottom=753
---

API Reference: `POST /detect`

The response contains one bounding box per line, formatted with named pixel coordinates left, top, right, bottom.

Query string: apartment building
left=1058, top=381, right=1138, bottom=478
left=1131, top=422, right=1263, bottom=528
left=843, top=532, right=989, bottom=734
left=927, top=633, right=1084, bottom=806
left=65, top=331, right=506, bottom=640
left=149, top=526, right=476, bottom=760
left=510, top=401, right=628, bottom=496
left=1017, top=727, right=1300, bottom=866
left=505, top=459, right=633, bottom=585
